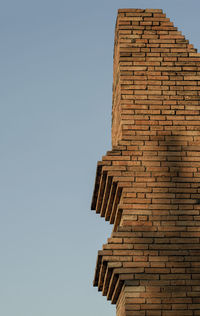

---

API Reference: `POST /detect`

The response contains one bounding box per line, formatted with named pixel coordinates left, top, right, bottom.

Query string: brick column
left=91, top=9, right=200, bottom=315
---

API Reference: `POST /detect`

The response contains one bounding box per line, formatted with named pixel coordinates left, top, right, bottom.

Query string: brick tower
left=91, top=9, right=200, bottom=315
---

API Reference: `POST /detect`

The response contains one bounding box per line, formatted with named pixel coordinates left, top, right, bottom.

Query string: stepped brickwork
left=91, top=9, right=200, bottom=315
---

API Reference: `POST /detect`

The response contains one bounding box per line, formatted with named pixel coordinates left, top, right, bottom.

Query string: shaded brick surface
left=91, top=9, right=200, bottom=315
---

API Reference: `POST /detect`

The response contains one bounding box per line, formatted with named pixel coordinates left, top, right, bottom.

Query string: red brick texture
left=91, top=9, right=200, bottom=315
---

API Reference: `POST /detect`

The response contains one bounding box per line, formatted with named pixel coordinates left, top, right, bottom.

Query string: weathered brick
left=92, top=8, right=200, bottom=316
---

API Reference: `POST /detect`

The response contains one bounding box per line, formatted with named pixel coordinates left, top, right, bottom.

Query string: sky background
left=0, top=0, right=200, bottom=315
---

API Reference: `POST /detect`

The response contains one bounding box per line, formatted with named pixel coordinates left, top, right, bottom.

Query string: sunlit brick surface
left=91, top=9, right=200, bottom=315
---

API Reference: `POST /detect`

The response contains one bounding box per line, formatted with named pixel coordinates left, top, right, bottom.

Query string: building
left=91, top=9, right=200, bottom=316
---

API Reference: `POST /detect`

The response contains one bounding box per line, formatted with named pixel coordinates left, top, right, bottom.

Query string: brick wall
left=91, top=9, right=200, bottom=315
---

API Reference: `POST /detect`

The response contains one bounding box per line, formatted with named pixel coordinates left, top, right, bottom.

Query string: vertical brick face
left=112, top=9, right=200, bottom=147
left=91, top=8, right=200, bottom=316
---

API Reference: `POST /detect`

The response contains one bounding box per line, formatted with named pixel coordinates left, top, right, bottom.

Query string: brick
left=92, top=8, right=200, bottom=315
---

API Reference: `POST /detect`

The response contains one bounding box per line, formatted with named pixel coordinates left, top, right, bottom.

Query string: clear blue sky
left=0, top=0, right=200, bottom=315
